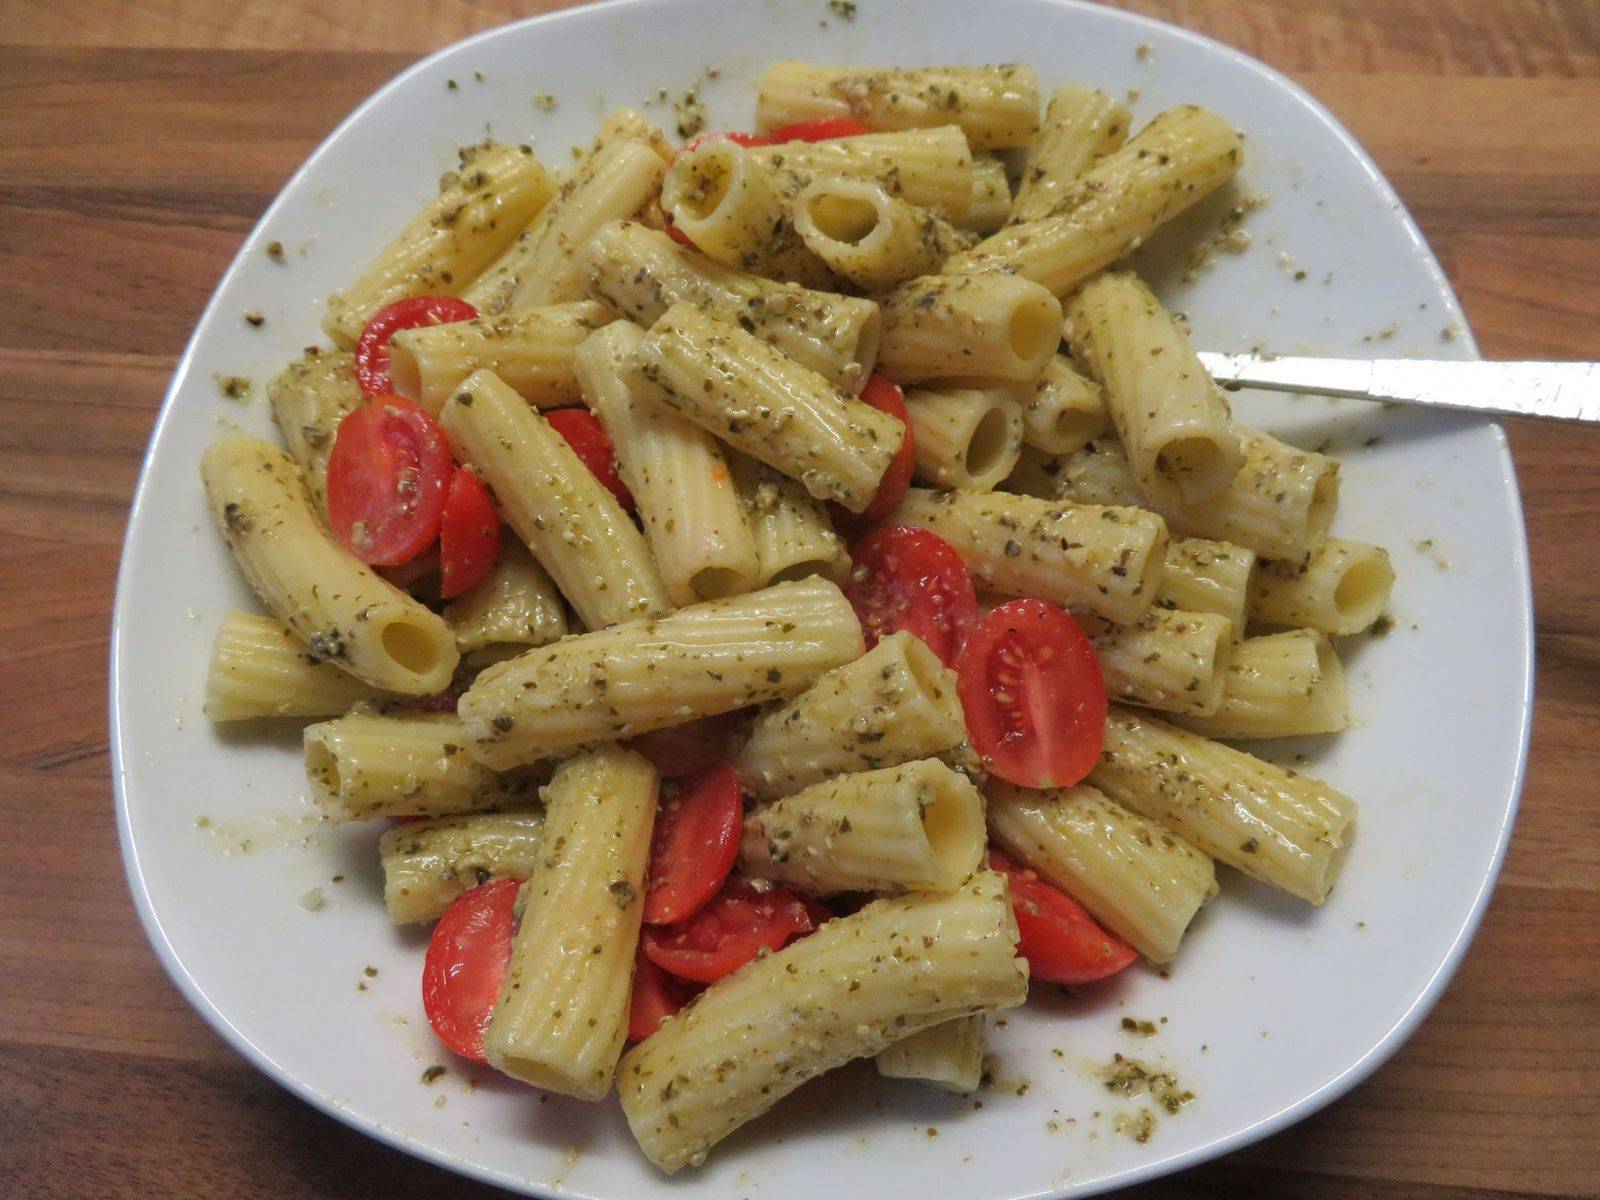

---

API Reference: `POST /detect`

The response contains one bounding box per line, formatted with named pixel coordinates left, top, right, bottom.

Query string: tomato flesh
left=956, top=599, right=1106, bottom=788
left=628, top=949, right=697, bottom=1042
left=989, top=849, right=1135, bottom=985
left=628, top=711, right=747, bottom=777
left=543, top=407, right=635, bottom=511
left=326, top=395, right=453, bottom=566
left=830, top=375, right=912, bottom=524
left=355, top=296, right=478, bottom=398
left=642, top=876, right=815, bottom=984
left=438, top=467, right=500, bottom=599
left=766, top=118, right=872, bottom=142
left=844, top=524, right=978, bottom=667
left=644, top=764, right=743, bottom=925
left=421, top=878, right=520, bottom=1062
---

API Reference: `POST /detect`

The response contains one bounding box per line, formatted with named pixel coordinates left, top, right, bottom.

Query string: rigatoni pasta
left=1155, top=536, right=1257, bottom=634
left=728, top=453, right=852, bottom=587
left=379, top=812, right=546, bottom=924
left=903, top=384, right=1024, bottom=492
left=266, top=349, right=363, bottom=521
left=1249, top=537, right=1395, bottom=635
left=791, top=177, right=977, bottom=291
left=1085, top=608, right=1235, bottom=716
left=875, top=273, right=1062, bottom=384
left=1014, top=355, right=1110, bottom=455
left=441, top=539, right=569, bottom=653
left=875, top=1014, right=986, bottom=1092
left=1174, top=629, right=1349, bottom=739
left=1011, top=85, right=1130, bottom=223
left=204, top=611, right=381, bottom=722
left=756, top=127, right=976, bottom=221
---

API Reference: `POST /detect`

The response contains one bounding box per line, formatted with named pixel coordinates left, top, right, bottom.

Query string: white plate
left=110, top=1, right=1533, bottom=1196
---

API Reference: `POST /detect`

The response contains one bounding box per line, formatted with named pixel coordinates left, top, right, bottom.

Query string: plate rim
left=107, top=1, right=1535, bottom=1195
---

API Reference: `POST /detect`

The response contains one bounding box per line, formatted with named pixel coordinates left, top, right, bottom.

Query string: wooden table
left=2, top=2, right=1596, bottom=1196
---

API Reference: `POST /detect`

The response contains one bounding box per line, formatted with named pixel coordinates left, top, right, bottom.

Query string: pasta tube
left=986, top=782, right=1216, bottom=963
left=876, top=273, right=1062, bottom=384
left=576, top=321, right=761, bottom=605
left=735, top=630, right=966, bottom=800
left=483, top=746, right=657, bottom=1099
left=728, top=453, right=851, bottom=587
left=200, top=436, right=458, bottom=695
left=756, top=127, right=975, bottom=221
left=581, top=220, right=880, bottom=387
left=791, top=177, right=977, bottom=291
left=266, top=349, right=362, bottom=520
left=204, top=611, right=380, bottom=722
left=379, top=812, right=546, bottom=924
left=439, top=369, right=671, bottom=630
left=616, top=871, right=1028, bottom=1172
left=1011, top=85, right=1131, bottom=223
left=1090, top=706, right=1356, bottom=904
left=304, top=711, right=543, bottom=821
left=875, top=1014, right=986, bottom=1092
left=630, top=303, right=904, bottom=512
left=1084, top=609, right=1235, bottom=716
left=1154, top=537, right=1256, bottom=634
left=324, top=140, right=554, bottom=345
left=463, top=136, right=667, bottom=313
left=1067, top=272, right=1242, bottom=506
left=1249, top=538, right=1395, bottom=635
left=442, top=538, right=569, bottom=653
left=1175, top=629, right=1349, bottom=739
left=903, top=384, right=1024, bottom=492
left=1014, top=355, right=1110, bottom=455
left=889, top=487, right=1167, bottom=624
left=458, top=578, right=865, bottom=769
left=387, top=301, right=611, bottom=415
left=740, top=758, right=986, bottom=894
left=946, top=105, right=1243, bottom=294
left=964, top=156, right=1013, bottom=233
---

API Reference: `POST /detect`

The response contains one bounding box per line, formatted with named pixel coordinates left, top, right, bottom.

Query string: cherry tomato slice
left=844, top=524, right=978, bottom=667
left=326, top=395, right=453, bottom=566
left=628, top=948, right=697, bottom=1042
left=355, top=296, right=478, bottom=398
left=956, top=599, right=1106, bottom=789
left=766, top=118, right=872, bottom=142
left=831, top=375, right=914, bottom=524
left=421, top=877, right=520, bottom=1062
left=438, top=467, right=501, bottom=600
left=989, top=848, right=1135, bottom=985
left=644, top=764, right=743, bottom=925
left=628, top=711, right=747, bottom=777
left=665, top=218, right=697, bottom=247
left=543, top=407, right=635, bottom=511
left=642, top=876, right=815, bottom=984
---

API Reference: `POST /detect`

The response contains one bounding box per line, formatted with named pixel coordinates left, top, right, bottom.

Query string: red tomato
left=989, top=849, right=1135, bottom=985
left=642, top=877, right=816, bottom=984
left=438, top=467, right=501, bottom=599
left=326, top=395, right=453, bottom=566
left=421, top=878, right=520, bottom=1062
left=664, top=218, right=697, bottom=247
left=831, top=375, right=914, bottom=525
left=957, top=599, right=1106, bottom=789
left=628, top=949, right=697, bottom=1042
left=543, top=408, right=635, bottom=511
left=644, top=764, right=743, bottom=925
left=844, top=524, right=978, bottom=667
left=355, top=296, right=478, bottom=398
left=628, top=711, right=746, bottom=777
left=683, top=130, right=775, bottom=151
left=766, top=118, right=872, bottom=142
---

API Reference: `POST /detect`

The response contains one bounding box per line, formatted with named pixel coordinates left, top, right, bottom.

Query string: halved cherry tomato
left=438, top=467, right=500, bottom=599
left=766, top=118, right=872, bottom=142
left=956, top=599, right=1106, bottom=788
left=326, top=395, right=452, bottom=566
left=844, top=524, right=978, bottom=667
left=831, top=375, right=914, bottom=524
left=628, top=948, right=697, bottom=1042
left=665, top=218, right=697, bottom=247
left=543, top=408, right=635, bottom=511
left=628, top=711, right=746, bottom=777
left=355, top=296, right=478, bottom=398
left=988, top=848, right=1135, bottom=985
left=421, top=877, right=520, bottom=1062
left=644, top=764, right=743, bottom=925
left=642, top=876, right=815, bottom=983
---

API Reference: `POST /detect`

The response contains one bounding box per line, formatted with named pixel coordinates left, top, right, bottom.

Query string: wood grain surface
left=1, top=2, right=1596, bottom=1197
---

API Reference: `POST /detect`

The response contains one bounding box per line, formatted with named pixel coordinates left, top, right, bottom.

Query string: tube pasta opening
left=1010, top=294, right=1060, bottom=362
left=380, top=618, right=453, bottom=679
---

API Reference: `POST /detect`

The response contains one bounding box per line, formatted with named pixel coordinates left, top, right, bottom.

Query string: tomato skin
left=664, top=218, right=697, bottom=248
left=543, top=407, right=635, bottom=511
left=831, top=375, right=913, bottom=524
left=843, top=524, right=978, bottom=667
left=989, top=849, right=1135, bottom=985
left=642, top=877, right=815, bottom=984
left=683, top=130, right=775, bottom=151
left=326, top=395, right=453, bottom=566
left=438, top=467, right=501, bottom=599
left=628, top=949, right=697, bottom=1042
left=766, top=118, right=872, bottom=142
left=355, top=296, right=478, bottom=398
left=628, top=711, right=746, bottom=777
left=956, top=599, right=1107, bottom=789
left=644, top=764, right=743, bottom=925
left=421, top=878, right=521, bottom=1062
